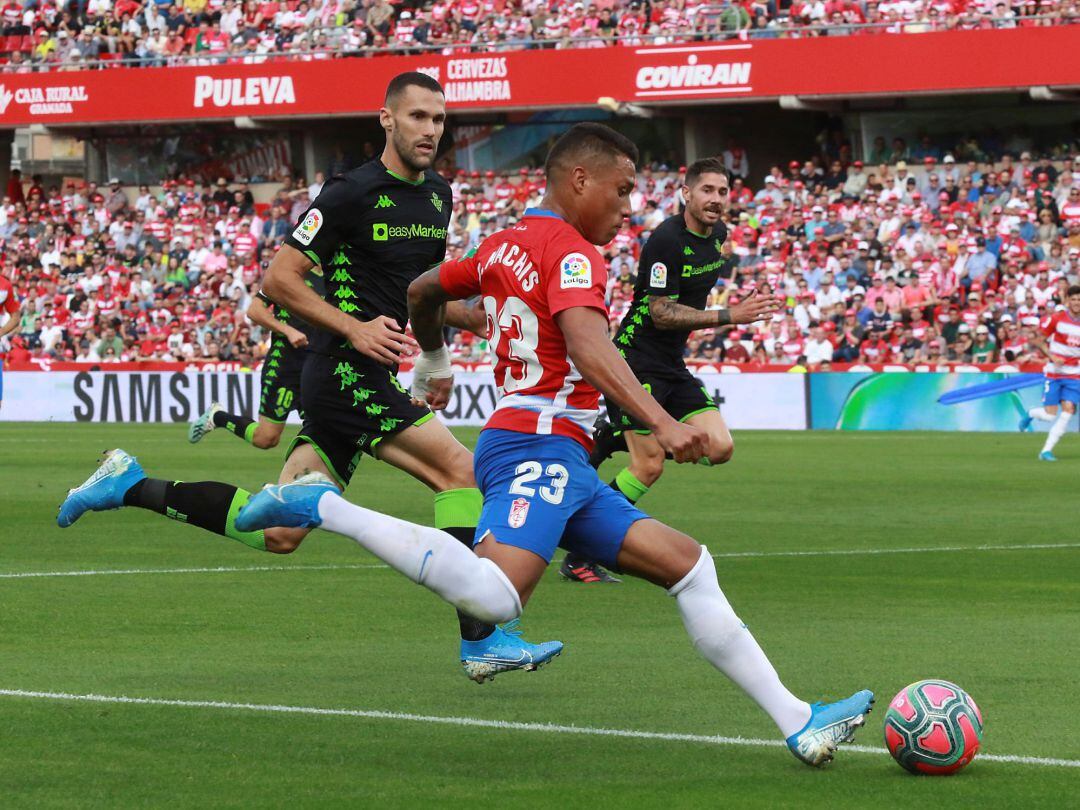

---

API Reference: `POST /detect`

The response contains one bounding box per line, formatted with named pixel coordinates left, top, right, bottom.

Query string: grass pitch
left=1, top=423, right=1077, bottom=808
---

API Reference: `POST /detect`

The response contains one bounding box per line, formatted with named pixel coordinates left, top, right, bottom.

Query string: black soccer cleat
left=588, top=416, right=627, bottom=468
left=559, top=555, right=622, bottom=584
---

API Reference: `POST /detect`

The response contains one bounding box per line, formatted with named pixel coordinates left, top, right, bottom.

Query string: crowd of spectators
left=1, top=132, right=1079, bottom=369
left=2, top=0, right=1077, bottom=71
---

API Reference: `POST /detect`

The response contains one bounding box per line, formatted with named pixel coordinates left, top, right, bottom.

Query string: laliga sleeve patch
left=559, top=252, right=592, bottom=289
left=649, top=261, right=668, bottom=289
left=292, top=208, right=323, bottom=246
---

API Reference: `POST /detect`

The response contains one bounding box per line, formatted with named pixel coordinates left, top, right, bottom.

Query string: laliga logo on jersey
left=560, top=252, right=592, bottom=290
left=292, top=208, right=322, bottom=246
left=649, top=262, right=667, bottom=289
left=635, top=52, right=752, bottom=99
left=193, top=75, right=297, bottom=108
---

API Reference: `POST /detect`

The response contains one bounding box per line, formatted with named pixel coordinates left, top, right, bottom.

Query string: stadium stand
left=1, top=134, right=1079, bottom=368
left=1, top=0, right=1077, bottom=69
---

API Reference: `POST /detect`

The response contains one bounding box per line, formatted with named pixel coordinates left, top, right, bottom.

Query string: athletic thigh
left=615, top=518, right=703, bottom=590
left=685, top=408, right=733, bottom=463
left=279, top=440, right=342, bottom=488
left=376, top=413, right=475, bottom=491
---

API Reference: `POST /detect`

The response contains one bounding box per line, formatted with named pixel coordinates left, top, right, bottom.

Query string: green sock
left=434, top=488, right=493, bottom=642
left=124, top=479, right=266, bottom=551
left=213, top=410, right=258, bottom=445
left=610, top=468, right=649, bottom=504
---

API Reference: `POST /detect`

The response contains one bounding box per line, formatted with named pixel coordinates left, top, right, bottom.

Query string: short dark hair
left=684, top=157, right=729, bottom=187
left=385, top=71, right=444, bottom=105
left=544, top=123, right=639, bottom=179
left=1068, top=285, right=1080, bottom=297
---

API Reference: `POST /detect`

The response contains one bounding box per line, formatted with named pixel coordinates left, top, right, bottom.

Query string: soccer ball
left=883, top=679, right=983, bottom=775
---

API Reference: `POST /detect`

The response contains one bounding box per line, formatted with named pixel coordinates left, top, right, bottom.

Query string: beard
left=392, top=128, right=435, bottom=174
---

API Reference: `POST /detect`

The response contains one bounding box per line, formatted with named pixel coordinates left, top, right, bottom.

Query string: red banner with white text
left=1, top=28, right=1077, bottom=127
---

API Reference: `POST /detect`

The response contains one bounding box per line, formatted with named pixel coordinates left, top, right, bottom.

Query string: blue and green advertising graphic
left=809, top=373, right=1078, bottom=432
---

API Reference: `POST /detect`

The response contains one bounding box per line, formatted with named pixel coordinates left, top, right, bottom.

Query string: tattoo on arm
left=649, top=296, right=727, bottom=331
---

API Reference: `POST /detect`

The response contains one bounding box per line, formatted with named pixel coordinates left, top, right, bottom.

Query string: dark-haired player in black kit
left=560, top=157, right=779, bottom=583
left=58, top=72, right=562, bottom=681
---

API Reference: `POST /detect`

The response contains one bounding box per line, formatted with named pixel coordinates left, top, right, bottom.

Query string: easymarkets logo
left=372, top=223, right=448, bottom=241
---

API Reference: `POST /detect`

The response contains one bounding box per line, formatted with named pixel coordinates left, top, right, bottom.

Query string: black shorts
left=606, top=360, right=717, bottom=434
left=258, top=336, right=306, bottom=422
left=287, top=352, right=432, bottom=487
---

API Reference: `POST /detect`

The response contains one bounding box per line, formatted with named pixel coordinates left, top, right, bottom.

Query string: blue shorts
left=473, top=429, right=648, bottom=570
left=1043, top=377, right=1080, bottom=407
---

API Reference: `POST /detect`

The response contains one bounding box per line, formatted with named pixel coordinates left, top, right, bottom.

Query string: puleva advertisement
left=809, top=373, right=1077, bottom=432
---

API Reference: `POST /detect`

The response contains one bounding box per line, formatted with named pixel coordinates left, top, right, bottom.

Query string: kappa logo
left=649, top=261, right=667, bottom=289
left=508, top=497, right=530, bottom=528
left=559, top=252, right=592, bottom=289
left=0, top=85, right=11, bottom=115
left=292, top=208, right=322, bottom=246
left=375, top=195, right=395, bottom=209
left=683, top=245, right=695, bottom=256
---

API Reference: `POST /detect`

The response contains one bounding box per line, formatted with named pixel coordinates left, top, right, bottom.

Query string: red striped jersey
left=439, top=208, right=607, bottom=449
left=1040, top=309, right=1080, bottom=378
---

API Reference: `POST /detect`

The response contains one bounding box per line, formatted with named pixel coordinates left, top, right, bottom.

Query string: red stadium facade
left=0, top=28, right=1077, bottom=127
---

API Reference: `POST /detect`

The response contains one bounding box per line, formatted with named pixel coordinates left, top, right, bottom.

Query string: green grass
left=1, top=424, right=1077, bottom=808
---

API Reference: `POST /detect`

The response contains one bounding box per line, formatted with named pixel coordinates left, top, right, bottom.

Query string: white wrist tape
left=411, top=346, right=453, bottom=400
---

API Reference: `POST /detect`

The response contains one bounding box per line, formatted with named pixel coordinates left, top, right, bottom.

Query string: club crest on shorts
left=508, top=497, right=530, bottom=528
left=292, top=208, right=322, bottom=245
left=649, top=261, right=667, bottom=289
left=560, top=252, right=592, bottom=289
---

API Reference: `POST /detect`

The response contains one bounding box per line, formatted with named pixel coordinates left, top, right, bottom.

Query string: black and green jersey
left=613, top=214, right=730, bottom=368
left=283, top=160, right=453, bottom=362
left=257, top=269, right=324, bottom=339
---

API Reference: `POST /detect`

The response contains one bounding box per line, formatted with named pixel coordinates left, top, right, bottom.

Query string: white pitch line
left=2, top=542, right=1077, bottom=581
left=0, top=689, right=1076, bottom=769
left=0, top=563, right=388, bottom=580
left=709, top=542, right=1080, bottom=560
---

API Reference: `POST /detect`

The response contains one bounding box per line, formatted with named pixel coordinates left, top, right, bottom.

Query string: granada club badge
left=508, top=497, right=530, bottom=528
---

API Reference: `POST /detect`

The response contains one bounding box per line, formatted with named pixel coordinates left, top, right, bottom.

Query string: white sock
left=1042, top=411, right=1071, bottom=454
left=669, top=546, right=812, bottom=738
left=1028, top=407, right=1054, bottom=422
left=317, top=492, right=521, bottom=625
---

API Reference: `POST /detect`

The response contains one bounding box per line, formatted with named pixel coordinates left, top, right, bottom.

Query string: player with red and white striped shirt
left=1019, top=285, right=1080, bottom=460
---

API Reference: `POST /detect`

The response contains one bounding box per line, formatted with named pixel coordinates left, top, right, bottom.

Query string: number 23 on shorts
left=509, top=461, right=569, bottom=505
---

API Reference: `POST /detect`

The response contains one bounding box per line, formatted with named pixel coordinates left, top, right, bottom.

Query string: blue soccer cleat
left=57, top=449, right=146, bottom=528
left=461, top=619, right=564, bottom=684
left=188, top=401, right=223, bottom=443
left=234, top=471, right=338, bottom=532
left=1039, top=451, right=1058, bottom=462
left=786, top=689, right=874, bottom=767
left=1018, top=414, right=1034, bottom=433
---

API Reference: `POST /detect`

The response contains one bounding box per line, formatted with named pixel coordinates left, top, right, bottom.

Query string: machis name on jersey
left=481, top=240, right=539, bottom=292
